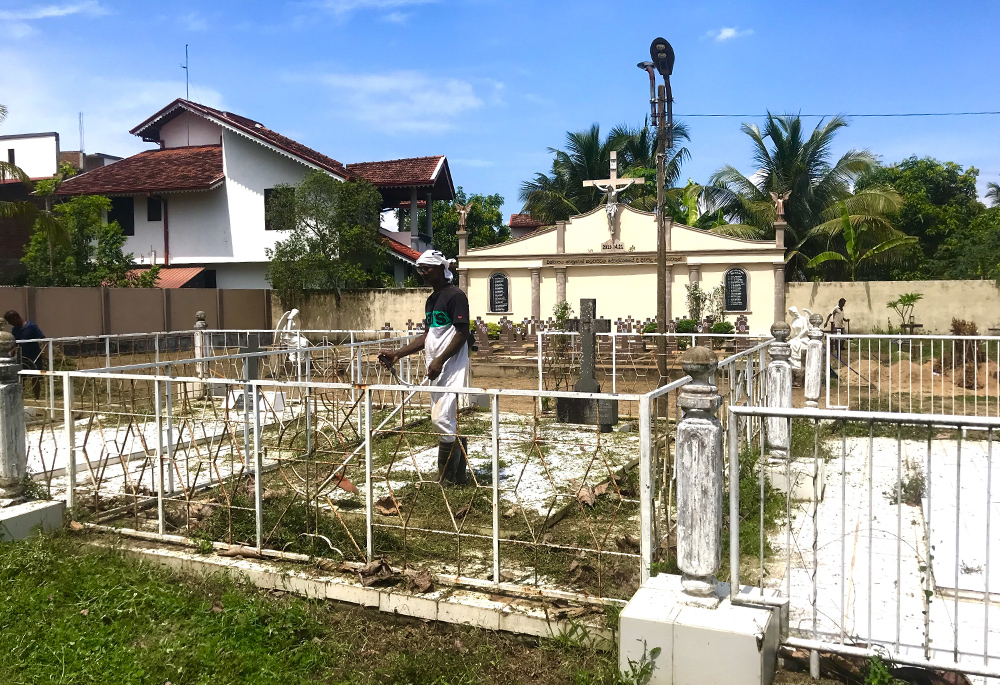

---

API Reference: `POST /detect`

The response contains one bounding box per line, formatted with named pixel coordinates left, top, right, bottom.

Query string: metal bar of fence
left=364, top=387, right=373, bottom=562
left=491, top=393, right=500, bottom=587
left=728, top=411, right=739, bottom=602
left=639, top=393, right=653, bottom=584
left=62, top=374, right=75, bottom=511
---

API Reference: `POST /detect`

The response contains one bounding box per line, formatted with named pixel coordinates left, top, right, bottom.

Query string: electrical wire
left=676, top=111, right=1000, bottom=118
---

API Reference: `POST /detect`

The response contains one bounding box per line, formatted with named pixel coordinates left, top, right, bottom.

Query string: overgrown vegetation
left=0, top=532, right=629, bottom=685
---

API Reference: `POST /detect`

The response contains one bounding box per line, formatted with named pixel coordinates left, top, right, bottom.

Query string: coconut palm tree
left=987, top=182, right=1000, bottom=207
left=806, top=202, right=917, bottom=281
left=705, top=113, right=897, bottom=279
left=0, top=104, right=37, bottom=220
left=519, top=121, right=689, bottom=222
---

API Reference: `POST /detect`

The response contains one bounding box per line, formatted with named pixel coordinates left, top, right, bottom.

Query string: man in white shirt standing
left=379, top=250, right=471, bottom=485
left=825, top=298, right=849, bottom=357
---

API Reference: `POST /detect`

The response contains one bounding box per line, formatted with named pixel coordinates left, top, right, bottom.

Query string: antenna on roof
left=78, top=112, right=85, bottom=171
left=181, top=44, right=190, bottom=100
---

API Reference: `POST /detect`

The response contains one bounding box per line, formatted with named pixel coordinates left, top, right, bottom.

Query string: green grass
left=0, top=532, right=626, bottom=685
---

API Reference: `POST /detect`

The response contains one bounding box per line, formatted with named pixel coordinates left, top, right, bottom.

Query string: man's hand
left=377, top=350, right=397, bottom=368
left=427, top=357, right=444, bottom=381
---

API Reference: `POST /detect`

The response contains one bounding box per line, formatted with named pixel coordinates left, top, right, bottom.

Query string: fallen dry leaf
left=357, top=558, right=397, bottom=587
left=209, top=601, right=224, bottom=613
left=593, top=482, right=610, bottom=497
left=261, top=489, right=281, bottom=502
left=503, top=505, right=521, bottom=518
left=576, top=484, right=596, bottom=507
left=615, top=535, right=640, bottom=552
left=403, top=568, right=434, bottom=593
left=454, top=638, right=467, bottom=654
left=374, top=495, right=399, bottom=516
left=452, top=503, right=472, bottom=519
left=218, top=546, right=263, bottom=559
left=334, top=474, right=358, bottom=494
left=568, top=560, right=579, bottom=573
left=69, top=520, right=84, bottom=531
left=541, top=533, right=553, bottom=545
left=79, top=609, right=89, bottom=616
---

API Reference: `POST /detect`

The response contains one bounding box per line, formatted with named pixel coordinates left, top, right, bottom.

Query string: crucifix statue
left=556, top=298, right=618, bottom=431
left=582, top=151, right=644, bottom=250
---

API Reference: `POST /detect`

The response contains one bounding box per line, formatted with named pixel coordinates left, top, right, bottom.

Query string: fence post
left=804, top=313, right=824, bottom=409
left=194, top=311, right=207, bottom=397
left=766, top=322, right=792, bottom=460
left=364, top=387, right=373, bottom=562
left=675, top=346, right=723, bottom=605
left=638, top=391, right=654, bottom=583
left=0, top=332, right=27, bottom=500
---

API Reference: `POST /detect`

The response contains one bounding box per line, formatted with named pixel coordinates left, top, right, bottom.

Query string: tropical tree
left=706, top=113, right=896, bottom=280
left=0, top=104, right=35, bottom=218
left=806, top=203, right=917, bottom=281
left=519, top=121, right=689, bottom=222
left=986, top=182, right=1000, bottom=208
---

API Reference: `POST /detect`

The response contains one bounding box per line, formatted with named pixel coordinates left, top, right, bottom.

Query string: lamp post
left=638, top=37, right=674, bottom=386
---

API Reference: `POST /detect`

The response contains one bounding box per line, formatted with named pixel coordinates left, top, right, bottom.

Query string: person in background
left=3, top=310, right=44, bottom=400
left=824, top=298, right=849, bottom=358
left=378, top=251, right=471, bottom=485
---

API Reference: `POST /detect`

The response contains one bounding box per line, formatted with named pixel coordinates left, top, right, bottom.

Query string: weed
left=885, top=470, right=925, bottom=507
left=865, top=653, right=905, bottom=685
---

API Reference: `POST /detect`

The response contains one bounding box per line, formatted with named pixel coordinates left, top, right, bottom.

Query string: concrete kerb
left=81, top=534, right=615, bottom=649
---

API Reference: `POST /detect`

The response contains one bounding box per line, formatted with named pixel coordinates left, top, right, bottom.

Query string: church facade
left=455, top=204, right=784, bottom=334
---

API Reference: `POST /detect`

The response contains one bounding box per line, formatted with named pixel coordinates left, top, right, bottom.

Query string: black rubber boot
left=448, top=437, right=469, bottom=485
left=437, top=442, right=453, bottom=484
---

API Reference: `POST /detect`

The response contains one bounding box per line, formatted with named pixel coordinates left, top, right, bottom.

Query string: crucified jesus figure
left=592, top=179, right=636, bottom=237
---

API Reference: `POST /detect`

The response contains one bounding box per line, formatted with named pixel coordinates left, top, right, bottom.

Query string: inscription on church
left=544, top=254, right=684, bottom=266
left=489, top=272, right=509, bottom=313
left=724, top=267, right=748, bottom=311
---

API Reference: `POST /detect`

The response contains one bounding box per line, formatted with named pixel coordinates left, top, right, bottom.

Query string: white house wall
left=213, top=262, right=270, bottom=289
left=159, top=112, right=223, bottom=148
left=2, top=133, right=59, bottom=178
left=222, top=129, right=314, bottom=263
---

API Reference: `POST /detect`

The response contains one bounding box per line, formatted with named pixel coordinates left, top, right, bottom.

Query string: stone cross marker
left=556, top=299, right=618, bottom=431
left=582, top=151, right=644, bottom=249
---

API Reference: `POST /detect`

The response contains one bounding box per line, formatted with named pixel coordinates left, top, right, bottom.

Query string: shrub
left=932, top=318, right=983, bottom=388
left=710, top=321, right=735, bottom=335
left=486, top=323, right=501, bottom=340
left=642, top=321, right=658, bottom=334
left=675, top=319, right=698, bottom=334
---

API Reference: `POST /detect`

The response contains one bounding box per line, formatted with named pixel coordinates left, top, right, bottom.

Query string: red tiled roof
left=122, top=266, right=204, bottom=288
left=346, top=156, right=445, bottom=187
left=130, top=99, right=349, bottom=178
left=383, top=235, right=421, bottom=262
left=55, top=146, right=223, bottom=196
left=510, top=213, right=545, bottom=229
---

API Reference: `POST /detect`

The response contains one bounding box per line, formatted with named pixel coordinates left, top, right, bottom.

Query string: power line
left=677, top=111, right=1000, bottom=118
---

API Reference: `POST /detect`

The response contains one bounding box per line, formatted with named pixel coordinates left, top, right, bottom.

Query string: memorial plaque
left=489, top=272, right=509, bottom=313
left=724, top=267, right=748, bottom=311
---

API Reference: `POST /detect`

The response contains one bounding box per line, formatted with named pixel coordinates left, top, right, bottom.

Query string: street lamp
left=639, top=38, right=674, bottom=386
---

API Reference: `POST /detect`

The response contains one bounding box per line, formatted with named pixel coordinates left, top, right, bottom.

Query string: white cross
left=582, top=152, right=644, bottom=239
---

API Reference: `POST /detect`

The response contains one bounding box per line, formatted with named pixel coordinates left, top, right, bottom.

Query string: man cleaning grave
left=378, top=250, right=471, bottom=485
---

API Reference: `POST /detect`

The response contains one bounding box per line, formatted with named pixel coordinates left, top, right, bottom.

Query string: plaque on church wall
left=724, top=267, right=748, bottom=311
left=489, top=272, right=509, bottom=313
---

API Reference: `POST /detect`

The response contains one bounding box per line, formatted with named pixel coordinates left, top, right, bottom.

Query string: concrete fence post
left=765, top=321, right=792, bottom=460
left=804, top=313, right=824, bottom=409
left=0, top=332, right=27, bottom=499
left=194, top=311, right=208, bottom=397
left=675, top=345, right=723, bottom=604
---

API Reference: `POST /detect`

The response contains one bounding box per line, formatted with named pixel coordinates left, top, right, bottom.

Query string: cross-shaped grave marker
left=557, top=298, right=618, bottom=431
left=582, top=151, right=644, bottom=250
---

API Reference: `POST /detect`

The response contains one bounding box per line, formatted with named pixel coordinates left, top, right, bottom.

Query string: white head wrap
left=416, top=249, right=456, bottom=281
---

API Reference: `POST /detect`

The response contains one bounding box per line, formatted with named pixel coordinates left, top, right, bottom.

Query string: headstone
left=556, top=299, right=618, bottom=431
left=724, top=267, right=748, bottom=312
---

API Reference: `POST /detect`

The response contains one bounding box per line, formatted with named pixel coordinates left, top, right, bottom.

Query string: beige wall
left=787, top=280, right=1000, bottom=334
left=270, top=289, right=432, bottom=331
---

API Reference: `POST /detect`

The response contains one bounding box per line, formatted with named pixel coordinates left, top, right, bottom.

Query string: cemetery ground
left=0, top=532, right=845, bottom=685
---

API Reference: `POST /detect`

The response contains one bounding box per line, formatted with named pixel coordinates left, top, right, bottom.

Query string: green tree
left=856, top=157, right=984, bottom=278
left=932, top=206, right=1000, bottom=280
left=806, top=203, right=917, bottom=281
left=266, top=173, right=391, bottom=303
left=707, top=114, right=896, bottom=280
left=985, top=182, right=1000, bottom=208
left=21, top=195, right=158, bottom=287
left=423, top=188, right=510, bottom=259
left=0, top=104, right=37, bottom=221
left=518, top=121, right=689, bottom=222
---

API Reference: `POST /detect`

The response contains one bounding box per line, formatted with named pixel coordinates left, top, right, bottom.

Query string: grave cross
left=582, top=151, right=644, bottom=248
left=567, top=299, right=611, bottom=393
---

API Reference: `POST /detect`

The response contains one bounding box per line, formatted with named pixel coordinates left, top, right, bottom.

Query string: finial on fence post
left=675, top=345, right=723, bottom=606
left=0, top=331, right=27, bottom=500
left=766, top=321, right=793, bottom=461
left=804, top=314, right=824, bottom=409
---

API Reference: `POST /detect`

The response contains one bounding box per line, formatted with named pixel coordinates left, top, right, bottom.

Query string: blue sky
left=1, top=0, right=998, bottom=218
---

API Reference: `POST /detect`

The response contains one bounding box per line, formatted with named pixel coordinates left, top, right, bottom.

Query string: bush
left=675, top=319, right=698, bottom=334
left=710, top=321, right=734, bottom=335
left=486, top=323, right=501, bottom=340
left=642, top=321, right=658, bottom=334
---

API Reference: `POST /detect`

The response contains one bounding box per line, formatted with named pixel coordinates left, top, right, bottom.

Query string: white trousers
left=427, top=346, right=469, bottom=443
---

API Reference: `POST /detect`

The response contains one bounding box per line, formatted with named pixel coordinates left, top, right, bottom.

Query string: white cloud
left=382, top=11, right=410, bottom=23
left=707, top=26, right=753, bottom=42
left=180, top=12, right=209, bottom=31
left=0, top=49, right=223, bottom=157
left=0, top=1, right=106, bottom=21
left=316, top=71, right=485, bottom=134
left=317, top=0, right=435, bottom=12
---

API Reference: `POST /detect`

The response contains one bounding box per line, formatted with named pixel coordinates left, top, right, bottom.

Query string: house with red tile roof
left=53, top=99, right=454, bottom=288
